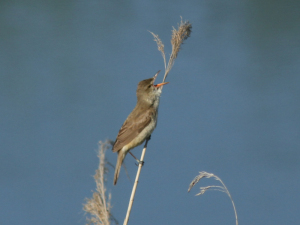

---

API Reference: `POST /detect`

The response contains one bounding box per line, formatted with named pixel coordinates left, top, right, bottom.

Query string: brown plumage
left=112, top=71, right=168, bottom=185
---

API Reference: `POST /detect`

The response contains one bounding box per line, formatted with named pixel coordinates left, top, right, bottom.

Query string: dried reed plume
left=123, top=18, right=192, bottom=225
left=150, top=17, right=192, bottom=83
left=83, top=140, right=117, bottom=225
left=188, top=171, right=238, bottom=225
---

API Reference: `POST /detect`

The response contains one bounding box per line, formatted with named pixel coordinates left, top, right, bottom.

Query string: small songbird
left=112, top=71, right=168, bottom=185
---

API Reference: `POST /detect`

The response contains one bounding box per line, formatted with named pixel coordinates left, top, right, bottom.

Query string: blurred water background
left=1, top=1, right=299, bottom=224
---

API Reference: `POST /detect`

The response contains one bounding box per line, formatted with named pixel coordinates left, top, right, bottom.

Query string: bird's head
left=136, top=71, right=169, bottom=105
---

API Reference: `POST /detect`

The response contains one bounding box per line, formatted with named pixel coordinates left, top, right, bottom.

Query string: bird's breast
left=123, top=115, right=157, bottom=152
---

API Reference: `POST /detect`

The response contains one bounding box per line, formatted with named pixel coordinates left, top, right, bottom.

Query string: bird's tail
left=114, top=150, right=126, bottom=185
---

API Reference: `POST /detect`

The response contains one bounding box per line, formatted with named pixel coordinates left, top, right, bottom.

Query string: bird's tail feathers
left=114, top=151, right=126, bottom=185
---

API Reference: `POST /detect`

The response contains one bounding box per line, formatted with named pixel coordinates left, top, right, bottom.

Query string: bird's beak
left=153, top=70, right=169, bottom=87
left=153, top=70, right=161, bottom=81
left=154, top=82, right=169, bottom=87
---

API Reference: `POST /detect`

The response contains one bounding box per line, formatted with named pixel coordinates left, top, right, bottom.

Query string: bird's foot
left=129, top=151, right=144, bottom=166
left=135, top=160, right=144, bottom=166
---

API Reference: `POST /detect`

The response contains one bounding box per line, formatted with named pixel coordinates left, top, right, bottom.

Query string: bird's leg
left=129, top=151, right=144, bottom=166
left=135, top=136, right=150, bottom=165
left=129, top=136, right=151, bottom=166
left=129, top=151, right=139, bottom=162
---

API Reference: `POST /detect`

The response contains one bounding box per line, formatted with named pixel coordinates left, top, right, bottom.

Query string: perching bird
left=112, top=71, right=168, bottom=185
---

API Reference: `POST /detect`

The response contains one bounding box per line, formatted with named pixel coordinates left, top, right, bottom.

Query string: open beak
left=153, top=70, right=169, bottom=87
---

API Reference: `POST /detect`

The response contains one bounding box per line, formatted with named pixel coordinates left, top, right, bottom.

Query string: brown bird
left=112, top=71, right=168, bottom=185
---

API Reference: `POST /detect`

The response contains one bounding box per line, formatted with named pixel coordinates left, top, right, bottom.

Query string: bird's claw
left=135, top=160, right=145, bottom=166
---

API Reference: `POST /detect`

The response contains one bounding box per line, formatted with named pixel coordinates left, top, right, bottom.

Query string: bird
left=112, top=71, right=168, bottom=185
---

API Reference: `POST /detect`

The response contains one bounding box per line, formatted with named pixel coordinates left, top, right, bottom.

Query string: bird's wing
left=112, top=109, right=153, bottom=153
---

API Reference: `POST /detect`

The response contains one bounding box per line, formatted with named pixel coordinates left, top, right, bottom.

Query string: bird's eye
left=148, top=84, right=151, bottom=88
